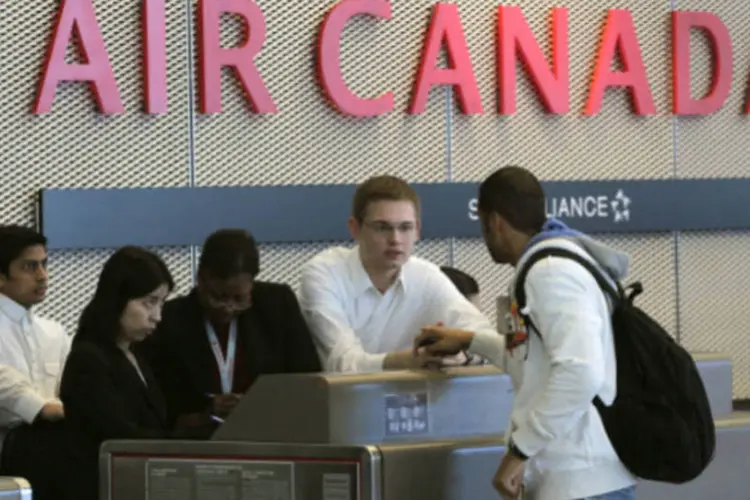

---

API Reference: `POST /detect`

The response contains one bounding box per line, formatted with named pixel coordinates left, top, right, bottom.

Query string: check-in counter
left=102, top=441, right=381, bottom=500
left=691, top=351, right=734, bottom=418
left=212, top=366, right=514, bottom=444
left=444, top=412, right=750, bottom=500
left=0, top=478, right=31, bottom=500
left=104, top=367, right=515, bottom=500
left=102, top=366, right=750, bottom=499
left=102, top=412, right=750, bottom=500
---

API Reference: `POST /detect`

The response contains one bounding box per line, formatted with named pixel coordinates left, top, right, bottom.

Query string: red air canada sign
left=34, top=0, right=740, bottom=117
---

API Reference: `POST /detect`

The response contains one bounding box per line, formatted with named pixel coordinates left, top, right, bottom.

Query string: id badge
left=516, top=485, right=526, bottom=499
left=496, top=295, right=512, bottom=334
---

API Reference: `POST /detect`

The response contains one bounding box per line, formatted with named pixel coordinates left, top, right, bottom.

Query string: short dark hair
left=352, top=175, right=420, bottom=222
left=75, top=246, right=174, bottom=345
left=0, top=225, right=47, bottom=276
left=478, top=166, right=546, bottom=235
left=440, top=266, right=479, bottom=298
left=198, top=229, right=260, bottom=279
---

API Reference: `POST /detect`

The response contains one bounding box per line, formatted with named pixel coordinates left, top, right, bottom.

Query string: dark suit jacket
left=59, top=339, right=169, bottom=500
left=140, top=281, right=322, bottom=426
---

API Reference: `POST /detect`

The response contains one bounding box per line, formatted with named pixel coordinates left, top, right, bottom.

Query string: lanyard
left=205, top=319, right=237, bottom=394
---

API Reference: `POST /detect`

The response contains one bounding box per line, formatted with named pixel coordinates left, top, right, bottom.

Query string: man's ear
left=347, top=216, right=361, bottom=240
left=488, top=212, right=506, bottom=233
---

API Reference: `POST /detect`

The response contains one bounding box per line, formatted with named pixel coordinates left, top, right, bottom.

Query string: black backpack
left=514, top=247, right=716, bottom=484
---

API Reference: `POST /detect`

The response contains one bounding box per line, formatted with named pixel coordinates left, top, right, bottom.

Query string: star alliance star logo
left=610, top=189, right=631, bottom=223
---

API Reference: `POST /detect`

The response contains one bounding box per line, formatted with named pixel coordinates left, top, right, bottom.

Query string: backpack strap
left=513, top=247, right=623, bottom=337
left=513, top=247, right=631, bottom=412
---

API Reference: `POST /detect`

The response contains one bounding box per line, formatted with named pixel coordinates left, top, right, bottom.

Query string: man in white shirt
left=298, top=175, right=497, bottom=373
left=0, top=225, right=70, bottom=499
left=414, top=167, right=636, bottom=500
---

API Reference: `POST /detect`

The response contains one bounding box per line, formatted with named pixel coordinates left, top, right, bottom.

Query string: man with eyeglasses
left=141, top=229, right=321, bottom=437
left=299, top=175, right=497, bottom=373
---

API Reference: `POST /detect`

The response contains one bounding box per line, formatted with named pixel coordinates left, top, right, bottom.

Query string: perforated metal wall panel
left=678, top=232, right=750, bottom=399
left=452, top=238, right=514, bottom=329
left=596, top=233, right=677, bottom=336
left=450, top=0, right=675, bottom=182
left=192, top=0, right=449, bottom=186
left=0, top=0, right=193, bottom=334
left=414, top=239, right=453, bottom=268
left=675, top=1, right=750, bottom=178
left=256, top=242, right=344, bottom=288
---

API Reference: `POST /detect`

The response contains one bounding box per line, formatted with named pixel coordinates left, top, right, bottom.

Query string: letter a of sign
left=410, top=4, right=482, bottom=114
left=34, top=0, right=123, bottom=114
left=585, top=9, right=655, bottom=115
left=198, top=0, right=276, bottom=114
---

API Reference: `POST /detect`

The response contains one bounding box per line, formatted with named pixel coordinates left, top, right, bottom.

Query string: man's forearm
left=467, top=331, right=505, bottom=367
left=383, top=350, right=408, bottom=370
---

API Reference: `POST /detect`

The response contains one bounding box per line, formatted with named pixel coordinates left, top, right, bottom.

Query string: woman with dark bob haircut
left=58, top=246, right=175, bottom=500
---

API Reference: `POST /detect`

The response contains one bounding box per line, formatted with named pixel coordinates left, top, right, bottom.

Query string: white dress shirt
left=298, top=246, right=498, bottom=372
left=0, top=293, right=70, bottom=453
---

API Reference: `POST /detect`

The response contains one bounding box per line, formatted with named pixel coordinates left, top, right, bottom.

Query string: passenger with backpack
left=415, top=166, right=715, bottom=500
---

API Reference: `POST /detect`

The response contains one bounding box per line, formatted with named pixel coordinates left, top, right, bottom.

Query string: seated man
left=0, top=225, right=70, bottom=500
left=141, top=229, right=321, bottom=436
left=298, top=175, right=498, bottom=373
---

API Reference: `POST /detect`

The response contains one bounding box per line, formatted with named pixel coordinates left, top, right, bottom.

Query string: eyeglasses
left=363, top=221, right=416, bottom=236
left=203, top=288, right=252, bottom=311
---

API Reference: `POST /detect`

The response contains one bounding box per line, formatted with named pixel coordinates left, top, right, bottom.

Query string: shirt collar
left=347, top=246, right=408, bottom=296
left=0, top=293, right=32, bottom=324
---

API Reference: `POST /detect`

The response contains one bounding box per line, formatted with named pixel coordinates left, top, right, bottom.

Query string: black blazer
left=140, top=281, right=322, bottom=425
left=59, top=339, right=168, bottom=500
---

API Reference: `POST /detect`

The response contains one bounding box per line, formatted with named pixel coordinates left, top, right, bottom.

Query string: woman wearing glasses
left=139, top=229, right=321, bottom=438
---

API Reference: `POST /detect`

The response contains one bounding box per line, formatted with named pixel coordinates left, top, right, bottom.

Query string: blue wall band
left=39, top=178, right=747, bottom=249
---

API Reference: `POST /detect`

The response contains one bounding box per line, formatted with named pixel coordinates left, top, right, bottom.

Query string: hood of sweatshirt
left=520, top=218, right=630, bottom=280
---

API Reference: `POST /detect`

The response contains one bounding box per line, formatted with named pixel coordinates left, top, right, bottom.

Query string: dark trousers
left=0, top=422, right=66, bottom=500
